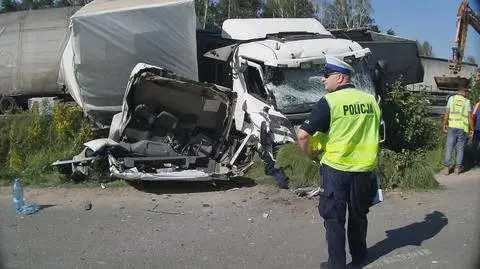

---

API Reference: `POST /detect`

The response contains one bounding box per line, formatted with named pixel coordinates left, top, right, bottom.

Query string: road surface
left=1, top=170, right=479, bottom=269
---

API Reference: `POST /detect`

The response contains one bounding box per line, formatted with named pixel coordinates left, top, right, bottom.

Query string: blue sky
left=370, top=0, right=480, bottom=63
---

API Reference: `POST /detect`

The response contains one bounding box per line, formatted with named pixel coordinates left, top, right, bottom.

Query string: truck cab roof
left=221, top=18, right=332, bottom=40
left=236, top=37, right=367, bottom=65
left=203, top=18, right=370, bottom=66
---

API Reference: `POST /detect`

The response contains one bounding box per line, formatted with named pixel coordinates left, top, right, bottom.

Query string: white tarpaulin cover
left=59, top=0, right=199, bottom=125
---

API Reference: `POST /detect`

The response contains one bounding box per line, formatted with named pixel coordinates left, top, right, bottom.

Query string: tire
left=0, top=96, right=17, bottom=114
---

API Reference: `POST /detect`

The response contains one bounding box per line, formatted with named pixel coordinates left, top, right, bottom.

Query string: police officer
left=297, top=56, right=381, bottom=269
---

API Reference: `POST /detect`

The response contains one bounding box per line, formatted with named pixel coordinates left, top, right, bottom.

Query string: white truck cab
left=204, top=18, right=376, bottom=154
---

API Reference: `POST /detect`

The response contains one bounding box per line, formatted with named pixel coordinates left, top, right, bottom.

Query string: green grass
left=0, top=105, right=461, bottom=191
left=0, top=105, right=99, bottom=187
left=243, top=144, right=321, bottom=189
left=378, top=148, right=441, bottom=190
left=245, top=142, right=444, bottom=191
left=274, top=143, right=321, bottom=188
left=243, top=143, right=321, bottom=189
left=243, top=159, right=278, bottom=186
left=402, top=160, right=439, bottom=190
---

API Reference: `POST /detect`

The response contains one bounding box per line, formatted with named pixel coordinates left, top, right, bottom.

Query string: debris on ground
left=293, top=187, right=320, bottom=198
left=82, top=200, right=93, bottom=211
left=146, top=203, right=182, bottom=215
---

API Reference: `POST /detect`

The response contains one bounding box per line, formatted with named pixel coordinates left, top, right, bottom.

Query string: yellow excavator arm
left=450, top=0, right=480, bottom=74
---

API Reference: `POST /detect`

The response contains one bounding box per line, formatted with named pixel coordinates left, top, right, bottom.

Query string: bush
left=0, top=102, right=95, bottom=186
left=379, top=148, right=439, bottom=190
left=258, top=80, right=444, bottom=190
left=0, top=115, right=13, bottom=167
left=467, top=77, right=480, bottom=104
left=382, top=80, right=439, bottom=151
left=377, top=81, right=444, bottom=189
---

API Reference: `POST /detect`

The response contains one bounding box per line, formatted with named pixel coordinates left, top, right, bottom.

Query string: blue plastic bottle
left=12, top=178, right=25, bottom=212
left=12, top=178, right=40, bottom=215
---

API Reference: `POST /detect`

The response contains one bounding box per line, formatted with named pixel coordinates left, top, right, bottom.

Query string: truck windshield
left=265, top=57, right=375, bottom=114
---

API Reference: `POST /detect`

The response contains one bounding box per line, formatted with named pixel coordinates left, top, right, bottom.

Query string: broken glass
left=265, top=57, right=376, bottom=114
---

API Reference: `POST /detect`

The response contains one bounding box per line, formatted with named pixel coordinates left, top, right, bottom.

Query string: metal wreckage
left=53, top=63, right=290, bottom=187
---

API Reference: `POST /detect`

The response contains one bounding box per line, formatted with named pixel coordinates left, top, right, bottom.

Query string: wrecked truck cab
left=107, top=63, right=246, bottom=181
left=203, top=19, right=379, bottom=148
left=54, top=63, right=259, bottom=182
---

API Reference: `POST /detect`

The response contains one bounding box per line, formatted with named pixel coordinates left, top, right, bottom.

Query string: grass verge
left=243, top=144, right=321, bottom=189
left=2, top=103, right=474, bottom=191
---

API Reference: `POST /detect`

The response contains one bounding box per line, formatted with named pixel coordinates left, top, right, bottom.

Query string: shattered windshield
left=265, top=57, right=375, bottom=114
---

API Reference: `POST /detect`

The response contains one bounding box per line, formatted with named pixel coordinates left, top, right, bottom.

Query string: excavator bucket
left=433, top=0, right=478, bottom=92
left=434, top=75, right=470, bottom=91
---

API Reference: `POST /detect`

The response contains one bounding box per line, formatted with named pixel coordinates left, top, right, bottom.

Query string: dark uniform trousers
left=318, top=164, right=377, bottom=269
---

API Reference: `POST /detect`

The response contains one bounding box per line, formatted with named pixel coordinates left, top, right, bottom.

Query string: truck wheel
left=0, top=96, right=17, bottom=114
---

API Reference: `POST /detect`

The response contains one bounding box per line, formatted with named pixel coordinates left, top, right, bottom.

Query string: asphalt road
left=1, top=170, right=479, bottom=269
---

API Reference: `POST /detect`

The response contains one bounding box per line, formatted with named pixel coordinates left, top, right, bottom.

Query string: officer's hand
left=311, top=150, right=320, bottom=159
left=469, top=130, right=474, bottom=137
left=443, top=125, right=448, bottom=134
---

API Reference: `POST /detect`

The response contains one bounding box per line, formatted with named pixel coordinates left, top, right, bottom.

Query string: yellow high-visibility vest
left=322, top=88, right=381, bottom=172
left=311, top=131, right=328, bottom=161
left=448, top=95, right=470, bottom=133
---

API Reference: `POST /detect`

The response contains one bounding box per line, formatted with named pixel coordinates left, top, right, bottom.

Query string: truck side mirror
left=375, top=60, right=388, bottom=73
left=374, top=60, right=388, bottom=144
left=374, top=60, right=388, bottom=96
left=379, top=119, right=386, bottom=143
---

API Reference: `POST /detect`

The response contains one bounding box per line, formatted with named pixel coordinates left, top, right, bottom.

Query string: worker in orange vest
left=472, top=96, right=480, bottom=165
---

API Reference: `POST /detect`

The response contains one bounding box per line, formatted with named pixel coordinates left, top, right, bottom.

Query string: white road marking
left=364, top=248, right=433, bottom=268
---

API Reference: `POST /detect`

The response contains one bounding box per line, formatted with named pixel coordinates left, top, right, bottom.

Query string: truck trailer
left=0, top=6, right=80, bottom=113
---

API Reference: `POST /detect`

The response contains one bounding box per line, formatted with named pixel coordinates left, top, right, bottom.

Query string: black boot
left=351, top=255, right=367, bottom=267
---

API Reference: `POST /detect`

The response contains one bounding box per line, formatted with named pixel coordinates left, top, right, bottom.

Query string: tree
left=54, top=0, right=92, bottom=7
left=369, top=24, right=380, bottom=33
left=71, top=0, right=92, bottom=5
left=213, top=0, right=263, bottom=27
left=18, top=0, right=35, bottom=9
left=54, top=0, right=72, bottom=7
left=1, top=0, right=17, bottom=12
left=312, top=0, right=328, bottom=24
left=386, top=28, right=395, bottom=35
left=322, top=0, right=374, bottom=29
left=14, top=0, right=56, bottom=10
left=417, top=40, right=433, bottom=57
left=465, top=55, right=476, bottom=64
left=195, top=0, right=222, bottom=29
left=263, top=0, right=314, bottom=18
